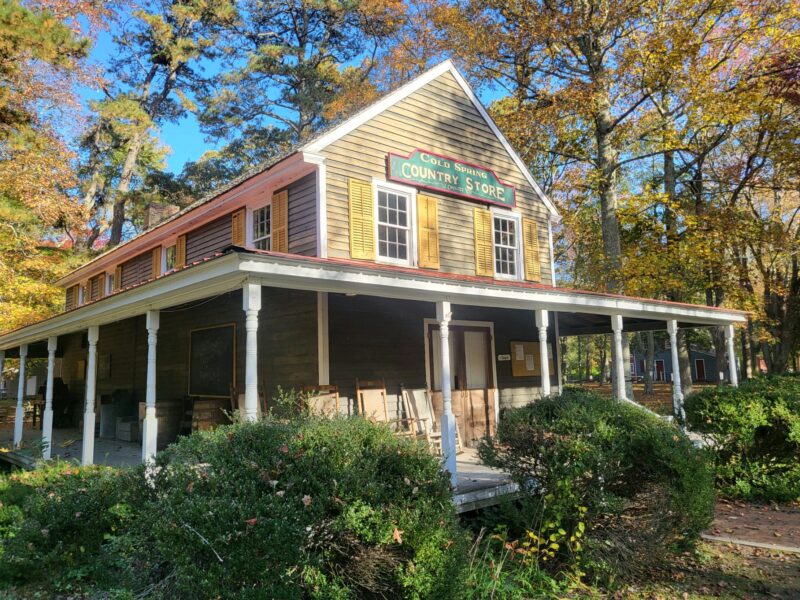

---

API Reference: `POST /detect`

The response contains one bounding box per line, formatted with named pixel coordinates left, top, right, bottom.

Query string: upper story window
left=253, top=205, right=271, bottom=250
left=493, top=211, right=521, bottom=280
left=375, top=183, right=415, bottom=266
left=164, top=244, right=176, bottom=272
left=106, top=273, right=114, bottom=295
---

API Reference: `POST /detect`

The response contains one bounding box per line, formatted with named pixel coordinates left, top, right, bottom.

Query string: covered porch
left=0, top=248, right=747, bottom=500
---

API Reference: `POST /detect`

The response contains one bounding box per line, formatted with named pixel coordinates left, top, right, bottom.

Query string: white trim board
left=303, top=59, right=561, bottom=221
left=0, top=251, right=747, bottom=351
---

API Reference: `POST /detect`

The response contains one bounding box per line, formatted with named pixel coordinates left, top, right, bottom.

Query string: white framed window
left=253, top=204, right=271, bottom=250
left=106, top=273, right=114, bottom=295
left=492, top=209, right=522, bottom=280
left=374, top=180, right=416, bottom=266
left=164, top=244, right=176, bottom=272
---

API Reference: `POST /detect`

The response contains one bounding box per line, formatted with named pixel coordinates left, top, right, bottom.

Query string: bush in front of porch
left=684, top=375, right=800, bottom=502
left=0, top=417, right=467, bottom=599
left=474, top=387, right=715, bottom=590
left=134, top=417, right=466, bottom=598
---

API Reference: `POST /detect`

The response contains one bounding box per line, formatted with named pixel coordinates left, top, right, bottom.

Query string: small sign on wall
left=497, top=354, right=511, bottom=362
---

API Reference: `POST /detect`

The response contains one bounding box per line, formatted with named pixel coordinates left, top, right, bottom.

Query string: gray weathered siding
left=327, top=295, right=554, bottom=416
left=185, top=214, right=232, bottom=264
left=328, top=294, right=431, bottom=416
left=58, top=288, right=319, bottom=430
left=287, top=173, right=317, bottom=256
left=322, top=70, right=554, bottom=285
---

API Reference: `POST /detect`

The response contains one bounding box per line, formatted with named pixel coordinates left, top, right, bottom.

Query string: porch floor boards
left=0, top=426, right=141, bottom=467
left=0, top=426, right=518, bottom=512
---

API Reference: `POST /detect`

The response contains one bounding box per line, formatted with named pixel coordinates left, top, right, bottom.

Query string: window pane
left=377, top=188, right=411, bottom=263
left=493, top=215, right=518, bottom=277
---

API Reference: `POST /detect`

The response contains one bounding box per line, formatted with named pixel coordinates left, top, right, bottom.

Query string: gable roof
left=302, top=59, right=560, bottom=220
left=58, top=59, right=559, bottom=285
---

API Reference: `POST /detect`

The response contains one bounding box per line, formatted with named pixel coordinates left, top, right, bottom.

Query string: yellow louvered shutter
left=473, top=208, right=494, bottom=277
left=272, top=189, right=289, bottom=252
left=152, top=246, right=162, bottom=278
left=113, top=266, right=122, bottom=291
left=417, top=194, right=440, bottom=269
left=522, top=217, right=542, bottom=282
left=231, top=208, right=245, bottom=246
left=348, top=178, right=375, bottom=260
left=176, top=235, right=186, bottom=268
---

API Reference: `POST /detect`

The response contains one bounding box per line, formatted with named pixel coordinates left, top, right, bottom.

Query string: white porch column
left=317, top=292, right=330, bottom=385
left=436, top=300, right=458, bottom=489
left=666, top=321, right=685, bottom=423
left=611, top=315, right=627, bottom=401
left=42, top=337, right=57, bottom=459
left=243, top=283, right=261, bottom=422
left=142, top=311, right=160, bottom=461
left=553, top=313, right=564, bottom=394
left=535, top=309, right=551, bottom=397
left=13, top=344, right=28, bottom=447
left=81, top=326, right=99, bottom=466
left=724, top=323, right=739, bottom=387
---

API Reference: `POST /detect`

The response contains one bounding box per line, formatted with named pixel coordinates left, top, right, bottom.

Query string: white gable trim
left=303, top=59, right=561, bottom=221
left=446, top=67, right=560, bottom=221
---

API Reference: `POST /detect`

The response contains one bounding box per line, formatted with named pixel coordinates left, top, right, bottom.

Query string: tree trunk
left=712, top=327, right=729, bottom=383
left=645, top=331, right=655, bottom=395
left=599, top=337, right=608, bottom=383
left=676, top=330, right=693, bottom=395
left=577, top=337, right=584, bottom=382
left=740, top=326, right=752, bottom=380
left=748, top=319, right=759, bottom=375
left=109, top=132, right=145, bottom=246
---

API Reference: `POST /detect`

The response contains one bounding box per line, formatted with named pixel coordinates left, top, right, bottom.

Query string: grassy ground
left=615, top=540, right=800, bottom=599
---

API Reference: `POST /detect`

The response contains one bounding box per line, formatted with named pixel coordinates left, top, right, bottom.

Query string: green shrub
left=1, top=417, right=467, bottom=599
left=136, top=417, right=466, bottom=599
left=685, top=376, right=800, bottom=502
left=0, top=460, right=139, bottom=592
left=479, top=387, right=715, bottom=585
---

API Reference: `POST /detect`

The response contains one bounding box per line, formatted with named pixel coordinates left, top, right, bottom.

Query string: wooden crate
left=191, top=398, right=231, bottom=431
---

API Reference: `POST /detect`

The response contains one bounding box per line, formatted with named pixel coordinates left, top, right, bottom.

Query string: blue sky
left=79, top=22, right=505, bottom=176
left=80, top=28, right=220, bottom=175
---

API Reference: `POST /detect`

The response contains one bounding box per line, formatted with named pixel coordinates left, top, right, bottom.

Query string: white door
left=463, top=330, right=489, bottom=389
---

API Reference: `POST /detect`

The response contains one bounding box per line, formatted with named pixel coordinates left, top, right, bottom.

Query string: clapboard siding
left=120, top=252, right=153, bottom=288
left=259, top=288, right=318, bottom=397
left=322, top=70, right=553, bottom=285
left=185, top=214, right=233, bottom=264
left=328, top=294, right=431, bottom=417
left=287, top=173, right=317, bottom=256
left=452, top=305, right=558, bottom=411
left=58, top=289, right=319, bottom=430
left=326, top=295, right=553, bottom=419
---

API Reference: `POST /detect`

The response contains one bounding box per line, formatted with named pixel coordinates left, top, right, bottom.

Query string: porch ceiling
left=0, top=249, right=746, bottom=351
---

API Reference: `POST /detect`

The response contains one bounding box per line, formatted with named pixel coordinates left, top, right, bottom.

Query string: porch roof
left=0, top=248, right=747, bottom=352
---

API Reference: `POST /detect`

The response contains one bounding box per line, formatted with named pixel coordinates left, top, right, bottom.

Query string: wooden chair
left=356, top=379, right=416, bottom=438
left=302, top=385, right=340, bottom=417
left=402, top=388, right=463, bottom=455
left=356, top=379, right=389, bottom=421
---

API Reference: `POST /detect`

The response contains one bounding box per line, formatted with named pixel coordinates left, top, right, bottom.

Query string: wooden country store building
left=0, top=60, right=746, bottom=491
